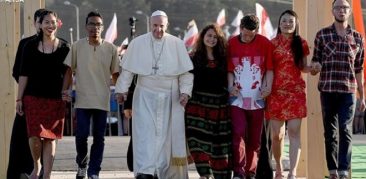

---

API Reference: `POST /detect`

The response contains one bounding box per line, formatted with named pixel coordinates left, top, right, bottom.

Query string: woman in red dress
left=265, top=10, right=311, bottom=179
left=16, top=10, right=69, bottom=179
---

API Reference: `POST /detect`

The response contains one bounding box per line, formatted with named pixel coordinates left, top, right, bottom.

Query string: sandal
left=275, top=171, right=284, bottom=179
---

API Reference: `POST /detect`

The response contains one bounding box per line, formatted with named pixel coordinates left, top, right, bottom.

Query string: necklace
left=150, top=35, right=166, bottom=74
left=41, top=39, right=56, bottom=54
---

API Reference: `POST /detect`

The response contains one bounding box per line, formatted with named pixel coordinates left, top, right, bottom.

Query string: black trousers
left=256, top=120, right=273, bottom=179
left=127, top=118, right=133, bottom=171
left=7, top=114, right=33, bottom=179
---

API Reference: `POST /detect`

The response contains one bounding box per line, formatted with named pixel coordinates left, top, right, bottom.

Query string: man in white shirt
left=62, top=11, right=119, bottom=179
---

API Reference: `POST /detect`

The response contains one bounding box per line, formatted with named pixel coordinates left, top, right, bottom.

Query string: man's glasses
left=87, top=22, right=103, bottom=28
left=333, top=6, right=350, bottom=11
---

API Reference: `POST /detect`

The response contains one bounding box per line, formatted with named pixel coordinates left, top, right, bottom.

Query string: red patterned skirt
left=23, top=96, right=65, bottom=139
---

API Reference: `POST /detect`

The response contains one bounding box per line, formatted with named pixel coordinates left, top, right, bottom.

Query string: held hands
left=62, top=89, right=72, bottom=102
left=124, top=109, right=132, bottom=119
left=229, top=86, right=240, bottom=97
left=180, top=93, right=189, bottom=107
left=359, top=98, right=366, bottom=112
left=260, top=85, right=272, bottom=98
left=116, top=92, right=128, bottom=104
left=229, top=85, right=271, bottom=98
left=310, top=62, right=322, bottom=75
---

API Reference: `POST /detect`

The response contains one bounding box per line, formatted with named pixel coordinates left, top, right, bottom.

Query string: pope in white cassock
left=115, top=10, right=194, bottom=179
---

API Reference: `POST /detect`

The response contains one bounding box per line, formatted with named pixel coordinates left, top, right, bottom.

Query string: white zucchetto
left=151, top=10, right=167, bottom=17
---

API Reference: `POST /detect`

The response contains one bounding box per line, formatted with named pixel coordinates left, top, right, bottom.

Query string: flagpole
left=64, top=1, right=79, bottom=41
left=352, top=0, right=366, bottom=89
left=69, top=28, right=73, bottom=44
left=136, top=10, right=149, bottom=32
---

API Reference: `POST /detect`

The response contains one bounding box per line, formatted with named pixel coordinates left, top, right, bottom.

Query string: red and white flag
left=216, top=9, right=226, bottom=27
left=231, top=10, right=243, bottom=27
left=104, top=13, right=118, bottom=43
left=256, top=3, right=275, bottom=39
left=230, top=26, right=240, bottom=38
left=183, top=20, right=199, bottom=51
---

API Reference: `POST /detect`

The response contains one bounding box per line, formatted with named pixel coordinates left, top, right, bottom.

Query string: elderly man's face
left=150, top=15, right=168, bottom=39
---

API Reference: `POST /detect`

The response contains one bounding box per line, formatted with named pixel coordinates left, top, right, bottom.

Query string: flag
left=351, top=0, right=366, bottom=82
left=104, top=13, right=117, bottom=43
left=223, top=25, right=231, bottom=39
left=230, top=26, right=240, bottom=38
left=117, top=37, right=129, bottom=55
left=216, top=9, right=226, bottom=27
left=256, top=3, right=275, bottom=39
left=231, top=10, right=243, bottom=27
left=183, top=20, right=199, bottom=51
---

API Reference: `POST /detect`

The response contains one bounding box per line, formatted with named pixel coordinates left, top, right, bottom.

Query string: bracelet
left=16, top=99, right=22, bottom=102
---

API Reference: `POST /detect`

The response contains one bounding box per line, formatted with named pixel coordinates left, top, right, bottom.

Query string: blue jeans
left=75, top=108, right=107, bottom=176
left=320, top=92, right=355, bottom=174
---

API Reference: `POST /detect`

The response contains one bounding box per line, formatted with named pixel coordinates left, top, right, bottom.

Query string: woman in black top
left=16, top=10, right=70, bottom=179
left=185, top=24, right=232, bottom=179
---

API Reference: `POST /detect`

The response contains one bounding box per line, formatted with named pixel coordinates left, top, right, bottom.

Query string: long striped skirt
left=185, top=91, right=232, bottom=179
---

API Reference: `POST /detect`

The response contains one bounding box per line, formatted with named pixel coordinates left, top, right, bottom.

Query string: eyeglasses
left=333, top=6, right=350, bottom=11
left=87, top=22, right=103, bottom=28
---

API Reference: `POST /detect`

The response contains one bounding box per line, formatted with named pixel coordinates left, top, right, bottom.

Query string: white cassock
left=115, top=32, right=193, bottom=178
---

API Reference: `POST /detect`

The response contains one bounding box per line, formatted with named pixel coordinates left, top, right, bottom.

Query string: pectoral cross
left=152, top=64, right=159, bottom=74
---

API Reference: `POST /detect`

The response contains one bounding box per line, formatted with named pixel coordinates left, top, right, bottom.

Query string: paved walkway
left=51, top=135, right=366, bottom=179
left=51, top=171, right=198, bottom=179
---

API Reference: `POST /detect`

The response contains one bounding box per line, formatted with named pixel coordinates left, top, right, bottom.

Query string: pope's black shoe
left=136, top=174, right=154, bottom=179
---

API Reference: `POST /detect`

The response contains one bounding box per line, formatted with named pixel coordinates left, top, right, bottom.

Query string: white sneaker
left=88, top=175, right=99, bottom=179
left=76, top=167, right=87, bottom=179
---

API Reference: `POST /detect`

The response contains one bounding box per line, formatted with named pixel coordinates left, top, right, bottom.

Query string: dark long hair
left=37, top=10, right=58, bottom=42
left=277, top=10, right=304, bottom=70
left=191, top=24, right=227, bottom=71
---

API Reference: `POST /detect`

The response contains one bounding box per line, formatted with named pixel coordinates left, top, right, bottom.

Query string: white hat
left=151, top=10, right=167, bottom=17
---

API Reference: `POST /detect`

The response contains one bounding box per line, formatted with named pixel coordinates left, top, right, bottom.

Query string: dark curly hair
left=240, top=14, right=259, bottom=31
left=191, top=24, right=227, bottom=71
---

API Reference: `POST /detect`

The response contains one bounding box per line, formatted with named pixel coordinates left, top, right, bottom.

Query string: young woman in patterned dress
left=185, top=24, right=232, bottom=179
left=265, top=10, right=311, bottom=179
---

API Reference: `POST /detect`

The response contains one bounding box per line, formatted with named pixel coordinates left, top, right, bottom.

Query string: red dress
left=265, top=34, right=310, bottom=121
